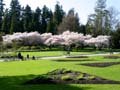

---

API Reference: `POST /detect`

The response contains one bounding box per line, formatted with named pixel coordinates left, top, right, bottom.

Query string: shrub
left=38, top=75, right=51, bottom=80
left=61, top=75, right=72, bottom=81
left=62, top=69, right=71, bottom=73
left=76, top=74, right=84, bottom=80
left=18, top=46, right=30, bottom=50
left=48, top=68, right=71, bottom=75
left=88, top=75, right=95, bottom=80
left=31, top=46, right=37, bottom=50
left=1, top=52, right=17, bottom=58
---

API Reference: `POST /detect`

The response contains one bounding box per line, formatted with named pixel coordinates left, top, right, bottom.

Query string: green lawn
left=21, top=50, right=108, bottom=57
left=0, top=53, right=120, bottom=90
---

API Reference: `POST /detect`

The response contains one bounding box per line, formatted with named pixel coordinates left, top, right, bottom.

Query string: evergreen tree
left=32, top=7, right=41, bottom=32
left=41, top=5, right=52, bottom=33
left=53, top=2, right=65, bottom=34
left=9, top=0, right=21, bottom=33
left=23, top=5, right=32, bottom=32
left=0, top=0, right=4, bottom=32
left=46, top=10, right=55, bottom=33
left=1, top=9, right=10, bottom=34
left=111, top=23, right=120, bottom=48
left=79, top=25, right=86, bottom=35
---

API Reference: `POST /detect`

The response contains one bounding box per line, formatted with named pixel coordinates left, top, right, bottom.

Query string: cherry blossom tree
left=84, top=35, right=110, bottom=49
left=2, top=31, right=110, bottom=51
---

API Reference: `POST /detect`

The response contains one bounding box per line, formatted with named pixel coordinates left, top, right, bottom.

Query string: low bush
left=18, top=46, right=30, bottom=50
left=62, top=69, right=71, bottom=73
left=76, top=74, right=84, bottom=80
left=38, top=75, right=51, bottom=80
left=61, top=75, right=72, bottom=81
left=88, top=75, right=95, bottom=80
left=0, top=53, right=17, bottom=58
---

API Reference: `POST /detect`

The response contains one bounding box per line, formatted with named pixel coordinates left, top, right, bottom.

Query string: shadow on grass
left=0, top=75, right=90, bottom=90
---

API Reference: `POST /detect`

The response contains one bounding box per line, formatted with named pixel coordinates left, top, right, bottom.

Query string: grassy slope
left=0, top=55, right=120, bottom=90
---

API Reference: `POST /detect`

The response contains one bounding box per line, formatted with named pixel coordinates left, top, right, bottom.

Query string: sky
left=3, top=0, right=120, bottom=24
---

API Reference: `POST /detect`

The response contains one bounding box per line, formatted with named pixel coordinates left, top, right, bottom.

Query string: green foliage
left=0, top=0, right=4, bottom=31
left=47, top=17, right=55, bottom=33
left=88, top=75, right=95, bottom=80
left=30, top=46, right=38, bottom=50
left=1, top=9, right=10, bottom=34
left=53, top=2, right=65, bottom=34
left=23, top=5, right=32, bottom=32
left=76, top=74, right=84, bottom=80
left=111, top=28, right=120, bottom=48
left=10, top=0, right=21, bottom=33
left=38, top=75, right=51, bottom=80
left=0, top=52, right=17, bottom=58
left=61, top=75, right=72, bottom=81
left=32, top=7, right=41, bottom=32
left=48, top=68, right=71, bottom=75
left=62, top=69, right=71, bottom=73
left=18, top=46, right=30, bottom=50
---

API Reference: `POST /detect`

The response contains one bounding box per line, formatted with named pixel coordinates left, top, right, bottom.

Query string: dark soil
left=80, top=62, right=120, bottom=67
left=104, top=56, right=120, bottom=59
left=67, top=56, right=88, bottom=58
left=24, top=68, right=120, bottom=84
left=53, top=59, right=93, bottom=62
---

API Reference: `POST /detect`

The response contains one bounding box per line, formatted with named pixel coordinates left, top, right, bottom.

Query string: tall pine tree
left=32, top=7, right=41, bottom=32
left=0, top=0, right=4, bottom=33
left=10, top=0, right=21, bottom=33
left=53, top=2, right=65, bottom=34
left=46, top=10, right=55, bottom=33
left=41, top=5, right=51, bottom=33
left=23, top=5, right=32, bottom=32
left=1, top=9, right=11, bottom=34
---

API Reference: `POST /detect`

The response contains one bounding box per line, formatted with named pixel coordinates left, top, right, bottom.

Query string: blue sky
left=3, top=0, right=120, bottom=24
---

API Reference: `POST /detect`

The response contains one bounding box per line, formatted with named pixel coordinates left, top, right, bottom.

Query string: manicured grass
left=21, top=50, right=108, bottom=57
left=0, top=54, right=120, bottom=90
left=21, top=51, right=91, bottom=57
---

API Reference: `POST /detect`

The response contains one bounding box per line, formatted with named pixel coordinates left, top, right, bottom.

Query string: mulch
left=104, top=56, right=120, bottom=59
left=80, top=62, right=120, bottom=67
left=23, top=69, right=120, bottom=84
left=53, top=59, right=93, bottom=62
left=67, top=56, right=88, bottom=58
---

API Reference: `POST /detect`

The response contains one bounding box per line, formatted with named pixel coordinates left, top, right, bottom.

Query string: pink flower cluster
left=2, top=31, right=110, bottom=48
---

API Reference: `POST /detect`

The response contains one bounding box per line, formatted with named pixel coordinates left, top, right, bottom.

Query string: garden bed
left=24, top=68, right=120, bottom=84
left=67, top=56, right=88, bottom=58
left=80, top=62, right=120, bottom=67
left=104, top=56, right=120, bottom=59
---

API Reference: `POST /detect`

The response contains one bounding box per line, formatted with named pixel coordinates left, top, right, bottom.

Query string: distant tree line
left=0, top=0, right=82, bottom=34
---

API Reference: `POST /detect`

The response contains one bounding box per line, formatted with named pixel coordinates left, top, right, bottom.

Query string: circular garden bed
left=104, top=55, right=120, bottom=59
left=81, top=62, right=120, bottom=67
left=24, top=68, right=120, bottom=84
left=53, top=59, right=93, bottom=62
